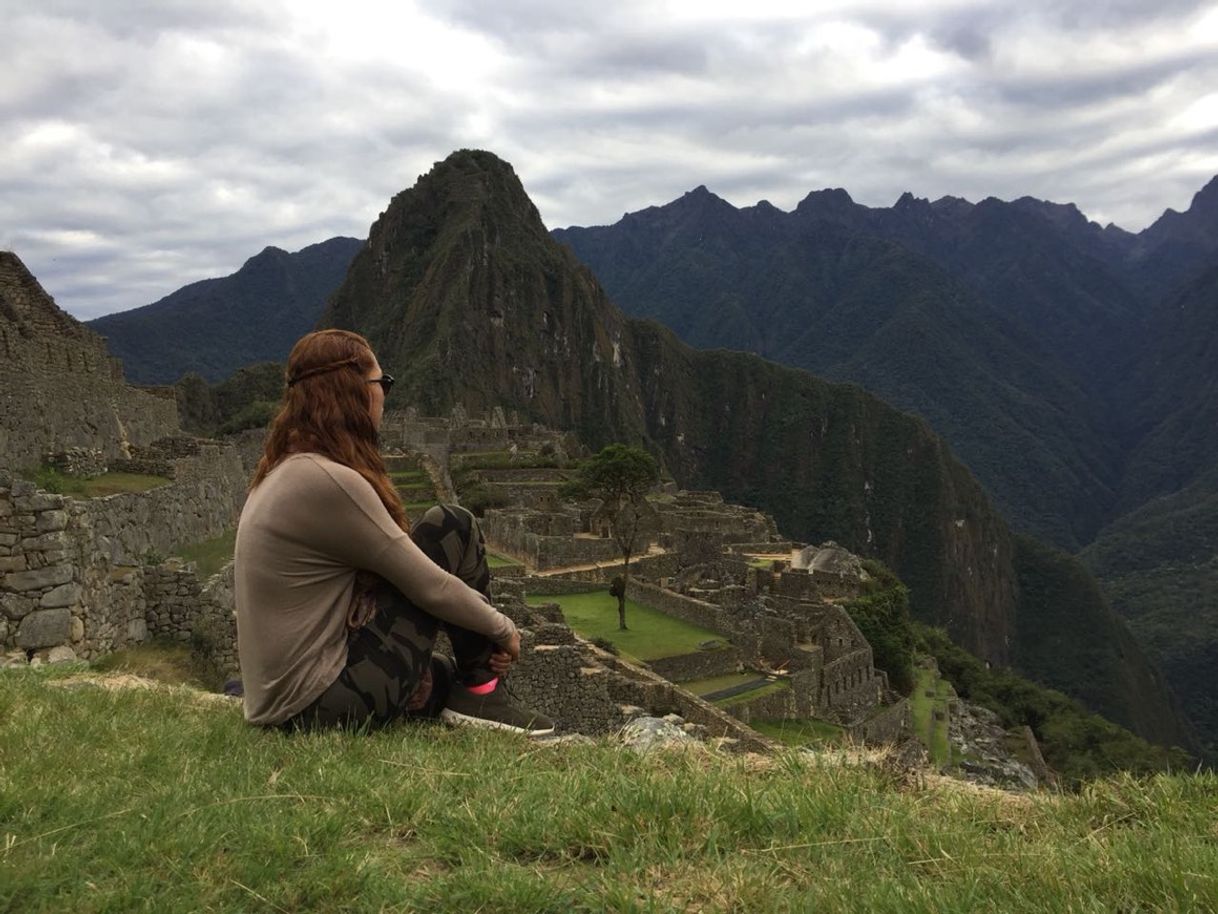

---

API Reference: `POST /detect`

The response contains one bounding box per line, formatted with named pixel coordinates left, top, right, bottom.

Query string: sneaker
left=440, top=679, right=555, bottom=736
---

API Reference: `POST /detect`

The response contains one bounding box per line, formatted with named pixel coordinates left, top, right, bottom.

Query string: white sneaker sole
left=440, top=707, right=556, bottom=737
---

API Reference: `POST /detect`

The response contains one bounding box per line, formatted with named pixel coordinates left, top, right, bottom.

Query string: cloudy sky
left=4, top=0, right=1218, bottom=320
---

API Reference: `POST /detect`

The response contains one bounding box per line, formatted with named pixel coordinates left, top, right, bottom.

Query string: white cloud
left=2, top=0, right=1217, bottom=318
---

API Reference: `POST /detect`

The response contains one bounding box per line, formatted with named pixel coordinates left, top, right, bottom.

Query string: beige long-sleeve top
left=235, top=452, right=516, bottom=725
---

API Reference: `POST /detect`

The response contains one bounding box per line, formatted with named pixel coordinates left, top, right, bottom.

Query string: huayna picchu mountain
left=320, top=149, right=1194, bottom=754
left=87, top=237, right=363, bottom=384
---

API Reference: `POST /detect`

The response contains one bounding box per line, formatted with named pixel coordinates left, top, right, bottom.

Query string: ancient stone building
left=0, top=252, right=178, bottom=471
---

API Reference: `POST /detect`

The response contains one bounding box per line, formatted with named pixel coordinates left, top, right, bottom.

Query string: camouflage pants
left=284, top=504, right=496, bottom=731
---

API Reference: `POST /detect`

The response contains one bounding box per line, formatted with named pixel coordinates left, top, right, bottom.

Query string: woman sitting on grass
left=234, top=329, right=552, bottom=735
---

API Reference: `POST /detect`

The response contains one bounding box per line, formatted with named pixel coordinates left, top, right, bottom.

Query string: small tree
left=562, top=444, right=660, bottom=630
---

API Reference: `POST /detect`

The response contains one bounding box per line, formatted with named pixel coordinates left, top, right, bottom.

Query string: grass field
left=525, top=591, right=723, bottom=661
left=487, top=553, right=521, bottom=569
left=24, top=468, right=171, bottom=498
left=175, top=529, right=237, bottom=578
left=3, top=666, right=1217, bottom=912
left=911, top=664, right=954, bottom=767
left=715, top=680, right=790, bottom=707
left=682, top=672, right=759, bottom=696
left=753, top=718, right=846, bottom=748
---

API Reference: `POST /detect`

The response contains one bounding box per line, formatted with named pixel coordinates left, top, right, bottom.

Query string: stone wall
left=143, top=561, right=238, bottom=678
left=626, top=579, right=730, bottom=636
left=848, top=698, right=911, bottom=744
left=519, top=577, right=605, bottom=597
left=1, top=437, right=247, bottom=663
left=0, top=252, right=179, bottom=472
left=84, top=443, right=246, bottom=565
left=820, top=650, right=882, bottom=718
left=647, top=645, right=741, bottom=683
left=482, top=508, right=622, bottom=570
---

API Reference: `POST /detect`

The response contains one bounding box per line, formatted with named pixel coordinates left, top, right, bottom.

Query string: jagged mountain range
left=87, top=237, right=363, bottom=384
left=553, top=175, right=1218, bottom=551
left=317, top=150, right=1194, bottom=754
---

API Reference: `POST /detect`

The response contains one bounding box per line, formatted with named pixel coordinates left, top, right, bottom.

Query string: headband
left=286, top=357, right=360, bottom=386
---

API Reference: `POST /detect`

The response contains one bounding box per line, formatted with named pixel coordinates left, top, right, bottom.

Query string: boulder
left=16, top=608, right=72, bottom=649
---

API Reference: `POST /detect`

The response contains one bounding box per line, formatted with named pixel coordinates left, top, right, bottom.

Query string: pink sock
left=467, top=677, right=498, bottom=695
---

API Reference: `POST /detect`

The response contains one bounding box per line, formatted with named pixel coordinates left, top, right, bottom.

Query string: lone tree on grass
left=562, top=444, right=660, bottom=630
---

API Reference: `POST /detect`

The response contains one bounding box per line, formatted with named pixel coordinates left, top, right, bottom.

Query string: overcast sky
left=4, top=1, right=1218, bottom=320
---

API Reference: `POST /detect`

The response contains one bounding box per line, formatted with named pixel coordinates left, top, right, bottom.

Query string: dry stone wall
left=1, top=439, right=246, bottom=665
left=85, top=443, right=245, bottom=565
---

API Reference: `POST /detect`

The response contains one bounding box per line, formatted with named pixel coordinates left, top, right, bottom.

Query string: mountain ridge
left=86, top=236, right=363, bottom=384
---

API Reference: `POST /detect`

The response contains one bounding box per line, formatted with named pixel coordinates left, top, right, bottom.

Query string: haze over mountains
left=68, top=151, right=1216, bottom=756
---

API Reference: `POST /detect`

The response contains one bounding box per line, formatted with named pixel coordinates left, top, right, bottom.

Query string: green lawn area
left=25, top=467, right=171, bottom=498
left=715, top=680, right=790, bottom=707
left=175, top=528, right=237, bottom=578
left=388, top=469, right=428, bottom=483
left=752, top=718, right=845, bottom=747
left=525, top=591, right=724, bottom=661
left=4, top=665, right=1218, bottom=911
left=911, top=663, right=954, bottom=767
left=683, top=672, right=758, bottom=696
left=487, top=553, right=520, bottom=569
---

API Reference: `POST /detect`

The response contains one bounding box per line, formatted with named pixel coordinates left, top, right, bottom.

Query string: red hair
left=251, top=329, right=408, bottom=531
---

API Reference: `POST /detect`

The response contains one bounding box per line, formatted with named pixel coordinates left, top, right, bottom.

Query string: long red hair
left=251, top=329, right=408, bottom=531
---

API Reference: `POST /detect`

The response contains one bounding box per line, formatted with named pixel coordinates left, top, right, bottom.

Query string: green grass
left=911, top=664, right=954, bottom=767
left=683, top=672, right=759, bottom=696
left=715, top=680, right=790, bottom=707
left=388, top=470, right=429, bottom=483
left=22, top=467, right=171, bottom=498
left=4, top=666, right=1218, bottom=913
left=487, top=553, right=521, bottom=569
left=525, top=591, right=724, bottom=661
left=175, top=529, right=237, bottom=578
left=753, top=718, right=845, bottom=747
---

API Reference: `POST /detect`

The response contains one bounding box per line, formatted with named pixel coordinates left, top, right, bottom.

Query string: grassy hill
left=2, top=667, right=1215, bottom=913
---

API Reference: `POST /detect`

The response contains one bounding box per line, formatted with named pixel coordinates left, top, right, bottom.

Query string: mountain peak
left=794, top=187, right=856, bottom=220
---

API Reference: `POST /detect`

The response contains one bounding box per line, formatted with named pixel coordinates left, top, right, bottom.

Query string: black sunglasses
left=367, top=374, right=395, bottom=393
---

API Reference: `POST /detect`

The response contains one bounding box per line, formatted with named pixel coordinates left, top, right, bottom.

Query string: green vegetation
left=487, top=553, right=520, bottom=570
left=448, top=465, right=509, bottom=517
left=5, top=666, right=1218, bottom=913
left=916, top=625, right=1193, bottom=786
left=682, top=672, right=759, bottom=696
left=561, top=444, right=661, bottom=630
left=22, top=466, right=170, bottom=498
left=752, top=718, right=844, bottom=747
left=175, top=528, right=237, bottom=578
left=1082, top=468, right=1218, bottom=759
left=1012, top=535, right=1194, bottom=754
left=843, top=560, right=916, bottom=695
left=714, top=679, right=790, bottom=707
left=525, top=591, right=722, bottom=662
left=88, top=642, right=217, bottom=689
left=910, top=665, right=954, bottom=767
left=175, top=362, right=286, bottom=437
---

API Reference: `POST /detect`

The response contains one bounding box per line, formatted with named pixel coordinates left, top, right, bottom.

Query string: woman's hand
left=490, top=630, right=521, bottom=675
